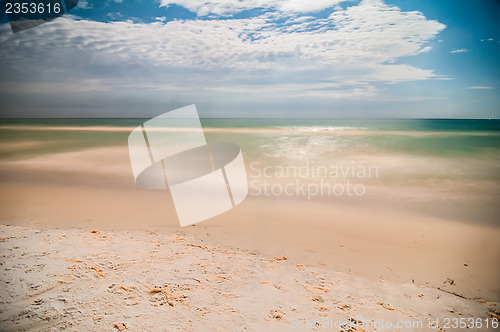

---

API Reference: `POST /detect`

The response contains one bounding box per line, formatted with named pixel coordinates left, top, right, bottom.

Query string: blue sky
left=0, top=0, right=498, bottom=118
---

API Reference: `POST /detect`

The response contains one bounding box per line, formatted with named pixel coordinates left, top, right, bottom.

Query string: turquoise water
left=1, top=118, right=499, bottom=131
left=203, top=118, right=500, bottom=132
left=0, top=119, right=499, bottom=159
left=0, top=118, right=498, bottom=225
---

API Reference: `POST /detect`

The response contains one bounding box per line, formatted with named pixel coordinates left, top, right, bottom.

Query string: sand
left=0, top=145, right=499, bottom=331
left=0, top=225, right=498, bottom=332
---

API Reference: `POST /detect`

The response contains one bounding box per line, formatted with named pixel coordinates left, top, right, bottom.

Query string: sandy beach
left=1, top=0, right=499, bottom=329
left=0, top=225, right=498, bottom=332
left=0, top=137, right=499, bottom=330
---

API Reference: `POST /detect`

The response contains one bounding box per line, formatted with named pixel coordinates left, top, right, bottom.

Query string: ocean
left=1, top=118, right=499, bottom=226
left=1, top=118, right=499, bottom=158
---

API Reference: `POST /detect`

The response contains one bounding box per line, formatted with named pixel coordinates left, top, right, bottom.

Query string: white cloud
left=468, top=86, right=494, bottom=90
left=450, top=48, right=469, bottom=53
left=159, top=0, right=348, bottom=15
left=77, top=0, right=91, bottom=9
left=0, top=0, right=445, bottom=100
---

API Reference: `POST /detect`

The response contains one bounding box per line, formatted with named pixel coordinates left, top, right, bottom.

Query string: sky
left=0, top=0, right=498, bottom=118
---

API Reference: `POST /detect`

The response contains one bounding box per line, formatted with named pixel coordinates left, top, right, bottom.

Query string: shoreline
left=1, top=129, right=499, bottom=330
left=1, top=125, right=498, bottom=137
left=1, top=166, right=499, bottom=302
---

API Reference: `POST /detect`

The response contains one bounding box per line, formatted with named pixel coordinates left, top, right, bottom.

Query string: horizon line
left=0, top=117, right=499, bottom=120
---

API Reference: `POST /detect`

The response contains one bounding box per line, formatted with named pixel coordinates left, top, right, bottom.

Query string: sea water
left=1, top=118, right=499, bottom=225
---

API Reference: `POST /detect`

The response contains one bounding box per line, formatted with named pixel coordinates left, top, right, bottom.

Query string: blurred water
left=1, top=119, right=499, bottom=202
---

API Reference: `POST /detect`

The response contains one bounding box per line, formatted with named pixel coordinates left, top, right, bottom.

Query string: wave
left=273, top=126, right=368, bottom=132
left=1, top=124, right=498, bottom=137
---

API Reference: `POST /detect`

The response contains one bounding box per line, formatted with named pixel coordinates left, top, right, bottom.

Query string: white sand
left=0, top=225, right=498, bottom=331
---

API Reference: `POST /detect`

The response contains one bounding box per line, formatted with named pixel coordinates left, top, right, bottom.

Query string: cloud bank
left=0, top=0, right=446, bottom=114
